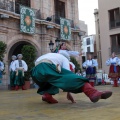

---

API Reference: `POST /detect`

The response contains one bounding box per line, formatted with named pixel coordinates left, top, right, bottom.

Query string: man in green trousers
left=31, top=53, right=112, bottom=104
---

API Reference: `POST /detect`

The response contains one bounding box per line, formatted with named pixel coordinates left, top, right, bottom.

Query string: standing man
left=82, top=53, right=98, bottom=87
left=9, top=55, right=17, bottom=90
left=12, top=54, right=28, bottom=90
left=31, top=53, right=112, bottom=104
left=0, top=60, right=4, bottom=84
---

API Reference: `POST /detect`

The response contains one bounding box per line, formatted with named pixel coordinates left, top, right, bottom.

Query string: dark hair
left=87, top=54, right=93, bottom=60
left=59, top=43, right=65, bottom=50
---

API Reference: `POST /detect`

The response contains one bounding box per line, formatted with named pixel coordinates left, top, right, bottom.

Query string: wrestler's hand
left=67, top=92, right=76, bottom=103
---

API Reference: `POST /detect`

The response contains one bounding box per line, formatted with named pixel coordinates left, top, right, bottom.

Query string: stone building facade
left=94, top=0, right=120, bottom=74
left=0, top=0, right=82, bottom=85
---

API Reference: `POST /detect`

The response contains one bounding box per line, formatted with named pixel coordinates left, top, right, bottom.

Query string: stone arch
left=3, top=36, right=41, bottom=84
left=6, top=35, right=41, bottom=62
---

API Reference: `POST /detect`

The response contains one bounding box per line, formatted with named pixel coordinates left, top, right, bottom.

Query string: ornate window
left=54, top=0, right=65, bottom=18
left=15, top=0, right=30, bottom=14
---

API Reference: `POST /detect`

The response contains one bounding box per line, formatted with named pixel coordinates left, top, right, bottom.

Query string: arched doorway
left=8, top=41, right=36, bottom=63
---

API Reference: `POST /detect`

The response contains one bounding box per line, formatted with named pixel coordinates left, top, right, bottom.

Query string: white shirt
left=76, top=73, right=81, bottom=76
left=12, top=60, right=28, bottom=71
left=0, top=61, right=4, bottom=71
left=82, top=72, right=86, bottom=77
left=35, top=53, right=70, bottom=71
left=9, top=61, right=15, bottom=71
left=106, top=57, right=119, bottom=66
left=83, top=59, right=98, bottom=68
left=58, top=50, right=80, bottom=61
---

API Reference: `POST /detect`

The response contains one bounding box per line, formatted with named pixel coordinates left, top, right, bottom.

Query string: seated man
left=31, top=53, right=112, bottom=104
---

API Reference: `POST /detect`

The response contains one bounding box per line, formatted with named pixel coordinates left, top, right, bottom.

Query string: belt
left=16, top=67, right=24, bottom=70
left=35, top=59, right=53, bottom=66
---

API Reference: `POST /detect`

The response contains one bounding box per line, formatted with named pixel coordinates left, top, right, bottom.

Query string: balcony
left=0, top=0, right=76, bottom=29
left=51, top=15, right=75, bottom=28
left=110, top=20, right=120, bottom=29
left=0, top=0, right=41, bottom=20
left=0, top=0, right=14, bottom=12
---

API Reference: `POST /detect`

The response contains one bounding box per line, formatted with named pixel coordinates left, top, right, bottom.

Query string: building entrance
left=8, top=41, right=34, bottom=63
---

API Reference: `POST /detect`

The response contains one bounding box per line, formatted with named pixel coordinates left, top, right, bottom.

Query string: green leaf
left=70, top=57, right=81, bottom=73
left=21, top=45, right=36, bottom=80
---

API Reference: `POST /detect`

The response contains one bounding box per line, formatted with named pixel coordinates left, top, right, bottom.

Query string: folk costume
left=76, top=72, right=82, bottom=76
left=12, top=54, right=28, bottom=90
left=69, top=62, right=75, bottom=72
left=0, top=61, right=4, bottom=84
left=83, top=59, right=98, bottom=87
left=31, top=53, right=112, bottom=104
left=9, top=55, right=17, bottom=90
left=106, top=57, right=120, bottom=87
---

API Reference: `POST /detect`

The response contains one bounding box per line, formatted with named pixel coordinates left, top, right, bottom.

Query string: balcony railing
left=110, top=20, right=120, bottom=29
left=0, top=0, right=14, bottom=12
left=51, top=15, right=75, bottom=28
left=0, top=0, right=41, bottom=20
left=0, top=0, right=76, bottom=28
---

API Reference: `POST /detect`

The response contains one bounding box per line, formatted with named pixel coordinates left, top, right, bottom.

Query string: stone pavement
left=0, top=85, right=120, bottom=120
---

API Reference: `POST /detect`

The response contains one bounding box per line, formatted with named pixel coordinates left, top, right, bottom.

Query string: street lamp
left=48, top=38, right=60, bottom=52
left=55, top=38, right=60, bottom=47
left=49, top=40, right=54, bottom=52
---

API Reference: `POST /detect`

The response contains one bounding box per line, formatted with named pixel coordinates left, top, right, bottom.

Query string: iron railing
left=0, top=0, right=14, bottom=12
left=0, top=0, right=41, bottom=20
left=51, top=15, right=75, bottom=28
left=0, top=0, right=76, bottom=28
left=110, top=20, right=120, bottom=29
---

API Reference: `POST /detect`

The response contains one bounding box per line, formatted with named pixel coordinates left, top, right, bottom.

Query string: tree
left=70, top=57, right=81, bottom=73
left=0, top=41, right=7, bottom=61
left=21, top=45, right=36, bottom=80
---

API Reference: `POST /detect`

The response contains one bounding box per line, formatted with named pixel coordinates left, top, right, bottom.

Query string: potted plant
left=0, top=41, right=7, bottom=61
left=70, top=57, right=81, bottom=73
left=21, top=45, right=36, bottom=89
left=0, top=41, right=7, bottom=85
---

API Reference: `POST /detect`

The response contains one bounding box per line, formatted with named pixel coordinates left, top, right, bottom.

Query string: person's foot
left=81, top=83, right=112, bottom=103
left=11, top=87, right=15, bottom=90
left=101, top=91, right=112, bottom=99
left=42, top=93, right=58, bottom=104
left=15, top=86, right=19, bottom=91
left=90, top=91, right=112, bottom=103
left=67, top=92, right=76, bottom=103
left=22, top=86, right=26, bottom=90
